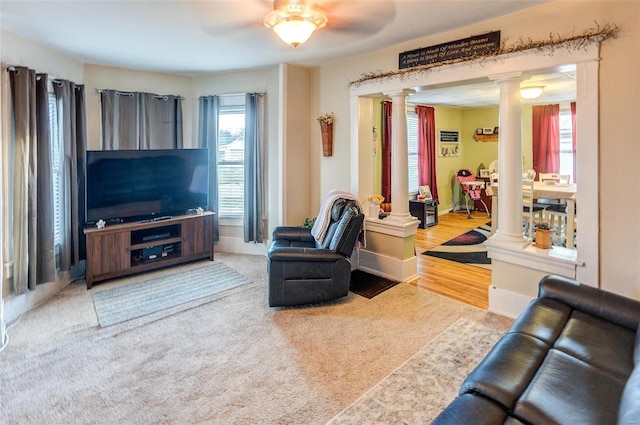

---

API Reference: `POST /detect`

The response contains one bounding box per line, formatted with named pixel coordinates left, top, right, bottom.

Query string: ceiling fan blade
left=317, top=0, right=396, bottom=36
left=191, top=0, right=272, bottom=36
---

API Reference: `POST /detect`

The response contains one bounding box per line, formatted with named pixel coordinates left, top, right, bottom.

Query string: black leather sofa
left=267, top=199, right=364, bottom=307
left=433, top=275, right=640, bottom=425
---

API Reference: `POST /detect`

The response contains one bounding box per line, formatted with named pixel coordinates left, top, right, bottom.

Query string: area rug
left=92, top=261, right=251, bottom=327
left=350, top=269, right=401, bottom=299
left=326, top=318, right=505, bottom=424
left=423, top=222, right=492, bottom=269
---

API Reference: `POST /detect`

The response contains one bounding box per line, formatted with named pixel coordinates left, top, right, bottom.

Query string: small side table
left=409, top=199, right=439, bottom=229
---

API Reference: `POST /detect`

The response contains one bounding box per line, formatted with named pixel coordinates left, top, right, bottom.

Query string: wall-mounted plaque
left=399, top=31, right=500, bottom=70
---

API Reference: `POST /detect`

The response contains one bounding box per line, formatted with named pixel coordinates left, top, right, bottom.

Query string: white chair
left=538, top=173, right=572, bottom=246
left=538, top=173, right=571, bottom=184
left=523, top=180, right=546, bottom=240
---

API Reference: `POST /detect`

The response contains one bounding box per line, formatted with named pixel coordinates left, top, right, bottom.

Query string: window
left=407, top=110, right=419, bottom=194
left=217, top=95, right=246, bottom=217
left=558, top=107, right=574, bottom=180
left=48, top=94, right=63, bottom=253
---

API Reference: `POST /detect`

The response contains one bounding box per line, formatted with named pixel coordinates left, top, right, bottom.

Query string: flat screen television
left=85, top=149, right=209, bottom=224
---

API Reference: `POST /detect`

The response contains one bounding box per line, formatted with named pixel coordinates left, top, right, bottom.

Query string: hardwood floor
left=412, top=210, right=492, bottom=309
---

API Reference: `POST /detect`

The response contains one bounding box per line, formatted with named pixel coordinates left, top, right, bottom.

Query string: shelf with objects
left=83, top=212, right=215, bottom=289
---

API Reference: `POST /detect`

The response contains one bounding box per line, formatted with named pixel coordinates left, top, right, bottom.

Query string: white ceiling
left=1, top=0, right=574, bottom=107
left=1, top=0, right=546, bottom=75
left=409, top=67, right=577, bottom=107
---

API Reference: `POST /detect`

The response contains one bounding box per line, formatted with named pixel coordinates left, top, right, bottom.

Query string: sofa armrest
left=268, top=247, right=344, bottom=262
left=272, top=226, right=315, bottom=243
left=538, top=275, right=640, bottom=331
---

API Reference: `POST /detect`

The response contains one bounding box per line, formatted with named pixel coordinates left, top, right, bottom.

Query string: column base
left=359, top=216, right=419, bottom=282
left=356, top=249, right=418, bottom=283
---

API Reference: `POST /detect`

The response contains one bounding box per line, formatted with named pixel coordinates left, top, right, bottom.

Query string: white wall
left=1, top=29, right=84, bottom=83
left=315, top=1, right=640, bottom=300
left=281, top=65, right=313, bottom=227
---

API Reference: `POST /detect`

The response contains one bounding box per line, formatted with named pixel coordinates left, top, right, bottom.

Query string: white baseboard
left=488, top=286, right=534, bottom=319
left=5, top=275, right=76, bottom=325
left=355, top=249, right=418, bottom=283
left=216, top=236, right=267, bottom=256
left=4, top=263, right=84, bottom=325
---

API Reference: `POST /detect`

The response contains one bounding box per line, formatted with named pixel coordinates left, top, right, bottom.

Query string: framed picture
left=493, top=126, right=499, bottom=134
left=438, top=129, right=460, bottom=157
left=479, top=169, right=490, bottom=178
left=482, top=127, right=494, bottom=135
left=419, top=186, right=432, bottom=200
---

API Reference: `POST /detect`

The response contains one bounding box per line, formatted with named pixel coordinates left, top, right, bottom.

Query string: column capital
left=383, top=89, right=415, bottom=98
left=488, top=71, right=524, bottom=84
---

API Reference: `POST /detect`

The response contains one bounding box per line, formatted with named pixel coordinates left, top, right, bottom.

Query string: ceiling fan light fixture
left=520, top=86, right=545, bottom=99
left=264, top=2, right=328, bottom=47
left=273, top=18, right=316, bottom=47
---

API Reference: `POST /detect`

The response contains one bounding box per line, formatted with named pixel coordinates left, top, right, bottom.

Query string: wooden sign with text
left=399, top=31, right=501, bottom=70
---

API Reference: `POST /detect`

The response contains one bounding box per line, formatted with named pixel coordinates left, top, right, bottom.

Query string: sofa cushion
left=329, top=207, right=358, bottom=254
left=514, top=349, right=626, bottom=425
left=460, top=333, right=550, bottom=410
left=318, top=221, right=339, bottom=249
left=553, top=310, right=636, bottom=379
left=618, top=363, right=640, bottom=425
left=270, top=239, right=315, bottom=249
left=431, top=393, right=511, bottom=425
left=539, top=275, right=639, bottom=331
left=508, top=297, right=571, bottom=346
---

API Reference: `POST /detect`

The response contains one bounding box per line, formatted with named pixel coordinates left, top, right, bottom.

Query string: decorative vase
left=369, top=203, right=380, bottom=218
left=534, top=228, right=552, bottom=249
left=320, top=122, right=333, bottom=157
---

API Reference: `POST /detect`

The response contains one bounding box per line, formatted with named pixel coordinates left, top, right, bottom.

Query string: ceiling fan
left=195, top=0, right=395, bottom=49
left=263, top=0, right=329, bottom=47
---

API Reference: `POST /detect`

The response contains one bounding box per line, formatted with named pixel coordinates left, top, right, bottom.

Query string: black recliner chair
left=267, top=198, right=365, bottom=307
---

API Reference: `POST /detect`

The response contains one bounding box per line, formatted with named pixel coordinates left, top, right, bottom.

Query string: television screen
left=85, top=149, right=209, bottom=224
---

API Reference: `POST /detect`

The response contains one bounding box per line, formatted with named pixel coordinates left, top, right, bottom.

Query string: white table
left=489, top=182, right=577, bottom=249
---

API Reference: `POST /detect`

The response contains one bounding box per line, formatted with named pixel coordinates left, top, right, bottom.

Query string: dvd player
left=142, top=232, right=171, bottom=242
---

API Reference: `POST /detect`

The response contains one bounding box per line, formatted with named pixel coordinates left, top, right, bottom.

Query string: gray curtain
left=197, top=95, right=219, bottom=241
left=35, top=74, right=57, bottom=284
left=101, top=90, right=183, bottom=150
left=6, top=67, right=57, bottom=294
left=8, top=66, right=35, bottom=294
left=243, top=93, right=265, bottom=243
left=53, top=80, right=87, bottom=269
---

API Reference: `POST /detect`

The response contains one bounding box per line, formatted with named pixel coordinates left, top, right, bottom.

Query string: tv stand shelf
left=84, top=212, right=215, bottom=289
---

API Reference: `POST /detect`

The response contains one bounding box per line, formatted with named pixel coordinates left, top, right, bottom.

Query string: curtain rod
left=96, top=88, right=184, bottom=100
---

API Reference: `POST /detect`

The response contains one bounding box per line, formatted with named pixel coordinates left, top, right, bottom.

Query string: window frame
left=48, top=92, right=63, bottom=265
left=216, top=96, right=246, bottom=220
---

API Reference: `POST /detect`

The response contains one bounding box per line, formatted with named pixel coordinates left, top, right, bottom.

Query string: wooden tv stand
left=83, top=212, right=215, bottom=289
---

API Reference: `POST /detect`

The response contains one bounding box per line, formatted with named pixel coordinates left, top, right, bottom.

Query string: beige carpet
left=0, top=252, right=512, bottom=424
left=327, top=318, right=507, bottom=424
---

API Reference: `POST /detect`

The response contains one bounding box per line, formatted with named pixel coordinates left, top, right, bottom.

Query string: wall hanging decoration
left=318, top=112, right=334, bottom=157
left=349, top=23, right=618, bottom=88
left=439, top=129, right=460, bottom=157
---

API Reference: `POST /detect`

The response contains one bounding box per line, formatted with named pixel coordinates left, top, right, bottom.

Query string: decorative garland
left=349, top=23, right=619, bottom=87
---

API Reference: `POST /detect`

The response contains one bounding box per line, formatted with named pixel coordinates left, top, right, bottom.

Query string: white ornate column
left=489, top=72, right=525, bottom=245
left=358, top=89, right=419, bottom=283
left=386, top=89, right=413, bottom=221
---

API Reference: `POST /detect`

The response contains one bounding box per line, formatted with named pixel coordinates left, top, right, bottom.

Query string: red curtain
left=532, top=104, right=560, bottom=174
left=381, top=101, right=392, bottom=202
left=416, top=105, right=438, bottom=200
left=571, top=101, right=577, bottom=184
